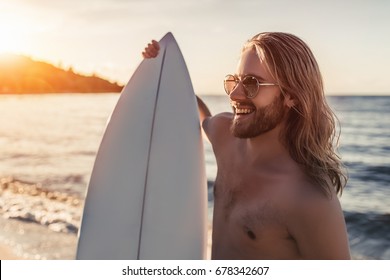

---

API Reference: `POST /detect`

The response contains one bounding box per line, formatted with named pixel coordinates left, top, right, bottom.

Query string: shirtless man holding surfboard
left=143, top=32, right=350, bottom=259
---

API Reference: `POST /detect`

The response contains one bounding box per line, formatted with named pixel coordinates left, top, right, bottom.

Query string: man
left=143, top=32, right=350, bottom=259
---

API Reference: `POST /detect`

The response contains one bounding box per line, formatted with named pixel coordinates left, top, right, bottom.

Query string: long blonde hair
left=245, top=32, right=347, bottom=196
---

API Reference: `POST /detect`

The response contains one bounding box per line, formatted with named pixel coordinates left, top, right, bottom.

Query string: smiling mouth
left=232, top=102, right=256, bottom=116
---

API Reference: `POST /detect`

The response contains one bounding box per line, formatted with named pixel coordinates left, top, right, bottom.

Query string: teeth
left=236, top=108, right=253, bottom=114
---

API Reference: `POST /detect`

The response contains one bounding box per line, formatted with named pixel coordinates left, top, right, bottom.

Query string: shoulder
left=282, top=181, right=344, bottom=227
left=287, top=185, right=343, bottom=221
left=282, top=183, right=350, bottom=259
left=202, top=112, right=233, bottom=143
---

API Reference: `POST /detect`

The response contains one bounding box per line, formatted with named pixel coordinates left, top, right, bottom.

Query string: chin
left=230, top=119, right=277, bottom=139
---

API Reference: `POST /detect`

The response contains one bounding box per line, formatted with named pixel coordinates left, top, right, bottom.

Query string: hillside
left=0, top=54, right=124, bottom=93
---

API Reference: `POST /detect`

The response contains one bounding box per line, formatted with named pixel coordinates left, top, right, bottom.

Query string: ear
left=284, top=94, right=296, bottom=108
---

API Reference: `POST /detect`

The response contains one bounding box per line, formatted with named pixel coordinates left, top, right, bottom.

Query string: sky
left=1, top=0, right=389, bottom=95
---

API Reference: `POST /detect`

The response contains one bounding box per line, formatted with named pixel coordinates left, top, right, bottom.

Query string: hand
left=142, top=40, right=160, bottom=58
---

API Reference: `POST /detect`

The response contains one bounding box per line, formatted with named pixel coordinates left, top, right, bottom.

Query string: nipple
left=247, top=230, right=256, bottom=240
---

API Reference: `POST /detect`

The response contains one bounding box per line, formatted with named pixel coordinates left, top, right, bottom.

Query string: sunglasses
left=223, top=74, right=279, bottom=99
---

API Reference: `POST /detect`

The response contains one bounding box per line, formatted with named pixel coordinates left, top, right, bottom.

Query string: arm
left=196, top=95, right=212, bottom=125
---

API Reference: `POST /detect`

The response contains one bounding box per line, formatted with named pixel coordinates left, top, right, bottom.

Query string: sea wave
left=344, top=162, right=390, bottom=185
left=40, top=175, right=87, bottom=189
left=0, top=177, right=82, bottom=234
left=345, top=211, right=390, bottom=260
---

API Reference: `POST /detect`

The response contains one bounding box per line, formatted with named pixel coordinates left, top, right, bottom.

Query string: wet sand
left=0, top=243, right=23, bottom=260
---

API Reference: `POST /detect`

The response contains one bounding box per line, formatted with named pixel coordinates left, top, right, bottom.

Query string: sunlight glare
left=0, top=15, right=30, bottom=54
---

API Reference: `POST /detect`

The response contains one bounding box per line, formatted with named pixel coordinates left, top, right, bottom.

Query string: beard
left=231, top=94, right=285, bottom=139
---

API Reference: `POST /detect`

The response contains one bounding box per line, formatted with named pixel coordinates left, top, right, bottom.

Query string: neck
left=244, top=123, right=289, bottom=163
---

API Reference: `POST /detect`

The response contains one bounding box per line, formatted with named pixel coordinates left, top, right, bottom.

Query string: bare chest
left=213, top=169, right=286, bottom=237
left=211, top=162, right=301, bottom=259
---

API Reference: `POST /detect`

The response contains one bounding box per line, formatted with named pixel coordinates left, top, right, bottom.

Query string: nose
left=228, top=82, right=247, bottom=102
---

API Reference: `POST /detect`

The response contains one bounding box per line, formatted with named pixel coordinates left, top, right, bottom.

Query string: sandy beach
left=0, top=243, right=23, bottom=260
left=0, top=229, right=212, bottom=260
left=0, top=213, right=212, bottom=260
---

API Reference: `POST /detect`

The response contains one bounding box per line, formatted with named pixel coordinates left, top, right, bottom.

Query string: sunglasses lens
left=224, top=75, right=237, bottom=95
left=242, top=76, right=259, bottom=98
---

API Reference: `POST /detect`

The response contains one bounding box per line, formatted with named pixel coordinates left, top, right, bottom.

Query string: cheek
left=253, top=91, right=282, bottom=108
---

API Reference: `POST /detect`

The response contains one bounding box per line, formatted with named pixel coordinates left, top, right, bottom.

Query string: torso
left=205, top=113, right=307, bottom=259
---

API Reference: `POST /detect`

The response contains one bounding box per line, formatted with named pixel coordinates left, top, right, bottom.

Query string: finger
left=147, top=42, right=158, bottom=53
left=142, top=40, right=159, bottom=58
left=144, top=47, right=158, bottom=58
left=152, top=40, right=160, bottom=51
left=142, top=51, right=151, bottom=59
left=145, top=48, right=157, bottom=58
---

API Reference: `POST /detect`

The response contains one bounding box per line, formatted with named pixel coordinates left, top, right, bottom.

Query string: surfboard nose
left=160, top=32, right=176, bottom=48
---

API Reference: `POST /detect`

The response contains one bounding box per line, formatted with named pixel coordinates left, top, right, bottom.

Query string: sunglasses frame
left=224, top=74, right=279, bottom=99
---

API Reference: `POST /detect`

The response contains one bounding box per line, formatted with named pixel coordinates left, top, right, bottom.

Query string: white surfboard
left=76, top=32, right=207, bottom=260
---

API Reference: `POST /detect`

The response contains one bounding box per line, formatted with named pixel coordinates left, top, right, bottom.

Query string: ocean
left=0, top=93, right=389, bottom=260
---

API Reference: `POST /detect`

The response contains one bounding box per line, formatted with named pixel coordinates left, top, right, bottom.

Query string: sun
left=0, top=13, right=30, bottom=54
